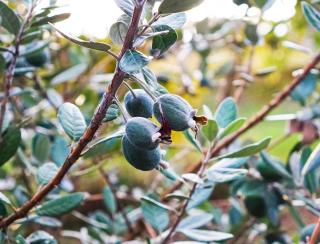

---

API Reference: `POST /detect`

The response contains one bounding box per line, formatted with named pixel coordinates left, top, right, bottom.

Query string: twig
left=161, top=143, right=213, bottom=244
left=0, top=1, right=146, bottom=229
left=95, top=159, right=134, bottom=233
left=0, top=1, right=37, bottom=136
left=310, top=217, right=320, bottom=244
left=162, top=52, right=320, bottom=198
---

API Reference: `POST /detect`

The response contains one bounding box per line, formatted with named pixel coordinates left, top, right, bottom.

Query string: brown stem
left=309, top=217, right=320, bottom=244
left=162, top=52, right=320, bottom=197
left=96, top=162, right=134, bottom=233
left=0, top=2, right=37, bottom=136
left=0, top=2, right=146, bottom=229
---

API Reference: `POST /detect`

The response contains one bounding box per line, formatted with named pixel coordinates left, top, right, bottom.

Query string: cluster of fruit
left=122, top=89, right=207, bottom=171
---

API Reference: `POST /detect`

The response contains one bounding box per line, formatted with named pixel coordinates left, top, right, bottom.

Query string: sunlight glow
left=46, top=0, right=298, bottom=38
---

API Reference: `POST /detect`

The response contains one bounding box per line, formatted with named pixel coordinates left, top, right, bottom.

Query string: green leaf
left=218, top=117, right=246, bottom=139
left=302, top=1, right=320, bottom=32
left=52, top=63, right=87, bottom=85
left=291, top=73, right=317, bottom=104
left=20, top=41, right=49, bottom=57
left=114, top=0, right=135, bottom=16
left=141, top=196, right=172, bottom=232
left=103, top=104, right=120, bottom=122
left=119, top=50, right=151, bottom=74
left=26, top=231, right=57, bottom=244
left=302, top=143, right=320, bottom=175
left=0, top=1, right=21, bottom=34
left=202, top=119, right=218, bottom=141
left=36, top=193, right=85, bottom=216
left=50, top=136, right=70, bottom=166
left=50, top=24, right=111, bottom=53
left=32, top=13, right=70, bottom=27
left=183, top=130, right=202, bottom=152
left=32, top=216, right=62, bottom=228
left=15, top=234, right=28, bottom=244
left=151, top=25, right=177, bottom=56
left=0, top=192, right=12, bottom=206
left=178, top=229, right=233, bottom=242
left=187, top=182, right=214, bottom=210
left=32, top=133, right=50, bottom=163
left=218, top=137, right=271, bottom=159
left=152, top=13, right=187, bottom=29
left=206, top=168, right=247, bottom=183
left=82, top=129, right=124, bottom=158
left=36, top=162, right=58, bottom=185
left=244, top=24, right=259, bottom=45
left=260, top=151, right=292, bottom=180
left=177, top=213, right=213, bottom=230
left=109, top=15, right=130, bottom=45
left=103, top=186, right=117, bottom=215
left=0, top=126, right=21, bottom=166
left=215, top=97, right=237, bottom=128
left=158, top=0, right=204, bottom=14
left=57, top=103, right=87, bottom=141
left=158, top=166, right=183, bottom=182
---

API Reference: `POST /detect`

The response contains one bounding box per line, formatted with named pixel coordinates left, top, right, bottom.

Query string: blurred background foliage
left=1, top=0, right=320, bottom=243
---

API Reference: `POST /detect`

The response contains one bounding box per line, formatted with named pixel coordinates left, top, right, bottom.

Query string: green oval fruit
left=25, top=48, right=50, bottom=67
left=153, top=94, right=196, bottom=131
left=124, top=89, right=154, bottom=118
left=244, top=195, right=267, bottom=218
left=125, top=117, right=160, bottom=149
left=122, top=136, right=161, bottom=171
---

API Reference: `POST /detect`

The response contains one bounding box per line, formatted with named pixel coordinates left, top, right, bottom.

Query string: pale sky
left=46, top=0, right=297, bottom=38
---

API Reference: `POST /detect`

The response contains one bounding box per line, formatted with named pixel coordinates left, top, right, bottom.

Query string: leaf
left=158, top=0, right=204, bottom=14
left=202, top=119, right=218, bottom=141
left=57, top=103, right=87, bottom=141
left=50, top=24, right=111, bottom=52
left=47, top=88, right=63, bottom=107
left=177, top=213, right=213, bottom=230
left=52, top=63, right=87, bottom=85
left=302, top=143, right=320, bottom=175
left=0, top=126, right=21, bottom=166
left=0, top=192, right=12, bottom=206
left=151, top=25, right=177, bottom=56
left=50, top=136, right=70, bottom=166
left=202, top=105, right=214, bottom=120
left=26, top=231, right=57, bottom=244
left=141, top=196, right=172, bottom=232
left=291, top=73, right=317, bottom=104
left=215, top=97, right=237, bottom=128
left=260, top=151, right=292, bottom=180
left=109, top=15, right=130, bottom=45
left=218, top=137, right=271, bottom=159
left=82, top=129, right=124, bottom=158
left=32, top=13, right=70, bottom=27
left=152, top=13, right=187, bottom=29
left=103, top=186, right=117, bottom=215
left=302, top=1, right=320, bottom=32
left=36, top=193, right=85, bottom=216
left=159, top=166, right=183, bottom=182
left=178, top=229, right=233, bottom=242
left=0, top=1, right=21, bottom=34
left=36, top=163, right=58, bottom=185
left=182, top=173, right=203, bottom=184
left=218, top=117, right=246, bottom=139
left=103, top=104, right=120, bottom=122
left=15, top=234, right=28, bottom=244
left=114, top=0, right=135, bottom=16
left=32, top=216, right=62, bottom=228
left=187, top=183, right=214, bottom=210
left=20, top=41, right=49, bottom=57
left=183, top=130, right=202, bottom=152
left=32, top=133, right=50, bottom=163
left=206, top=168, right=247, bottom=183
left=119, top=50, right=151, bottom=74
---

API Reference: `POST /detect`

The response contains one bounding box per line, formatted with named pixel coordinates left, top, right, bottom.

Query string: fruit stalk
left=0, top=0, right=146, bottom=229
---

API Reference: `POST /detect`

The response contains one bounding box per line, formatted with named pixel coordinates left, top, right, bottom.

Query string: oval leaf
left=158, top=0, right=204, bottom=14
left=0, top=126, right=21, bottom=166
left=0, top=1, right=21, bottom=34
left=36, top=193, right=85, bottom=216
left=119, top=50, right=151, bottom=74
left=57, top=103, right=87, bottom=141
